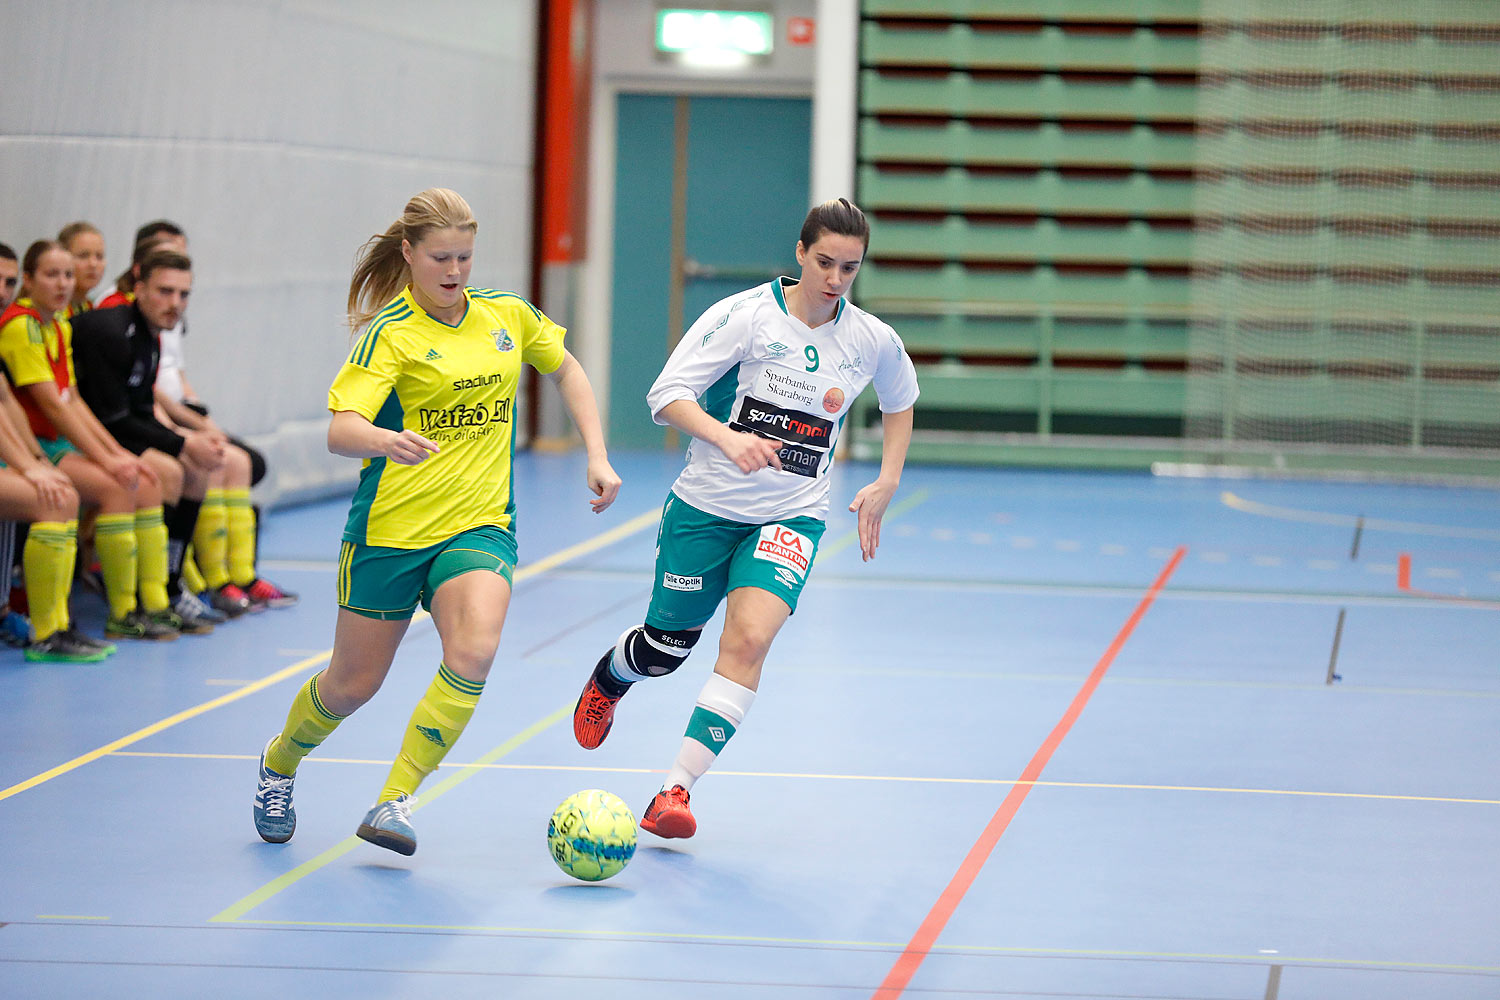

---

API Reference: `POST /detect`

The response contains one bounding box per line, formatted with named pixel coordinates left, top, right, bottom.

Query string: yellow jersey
left=0, top=297, right=78, bottom=440
left=329, top=286, right=566, bottom=548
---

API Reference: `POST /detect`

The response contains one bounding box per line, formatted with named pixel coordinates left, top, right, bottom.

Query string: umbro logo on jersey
left=416, top=725, right=447, bottom=748
left=425, top=348, right=443, bottom=360
left=707, top=726, right=727, bottom=743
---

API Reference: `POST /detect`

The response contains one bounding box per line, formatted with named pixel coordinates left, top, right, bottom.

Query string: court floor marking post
left=872, top=545, right=1188, bottom=1000
left=0, top=507, right=663, bottom=805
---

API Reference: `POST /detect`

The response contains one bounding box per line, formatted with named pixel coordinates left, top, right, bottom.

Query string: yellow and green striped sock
left=225, top=487, right=257, bottom=588
left=193, top=487, right=230, bottom=589
left=266, top=673, right=347, bottom=776
left=23, top=519, right=76, bottom=641
left=378, top=663, right=484, bottom=802
left=134, top=505, right=170, bottom=613
left=94, top=512, right=138, bottom=620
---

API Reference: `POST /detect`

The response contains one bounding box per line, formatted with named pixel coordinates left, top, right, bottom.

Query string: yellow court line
left=106, top=751, right=1500, bottom=807
left=210, top=705, right=571, bottom=923
left=0, top=506, right=662, bottom=805
left=1221, top=490, right=1500, bottom=543
left=0, top=649, right=335, bottom=804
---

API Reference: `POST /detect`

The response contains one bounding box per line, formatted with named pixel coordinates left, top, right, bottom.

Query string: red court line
left=872, top=546, right=1188, bottom=1000
left=1397, top=552, right=1500, bottom=610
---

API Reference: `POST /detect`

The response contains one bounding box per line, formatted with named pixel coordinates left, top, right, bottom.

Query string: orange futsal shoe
left=640, top=784, right=696, bottom=839
left=573, top=650, right=630, bottom=749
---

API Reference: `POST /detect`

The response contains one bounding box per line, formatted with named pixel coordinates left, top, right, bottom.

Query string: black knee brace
left=619, top=624, right=701, bottom=679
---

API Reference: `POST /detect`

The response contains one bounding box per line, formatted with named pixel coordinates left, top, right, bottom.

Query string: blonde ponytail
left=347, top=188, right=478, bottom=331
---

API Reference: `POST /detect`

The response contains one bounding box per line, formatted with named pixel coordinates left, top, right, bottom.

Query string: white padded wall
left=0, top=0, right=539, bottom=506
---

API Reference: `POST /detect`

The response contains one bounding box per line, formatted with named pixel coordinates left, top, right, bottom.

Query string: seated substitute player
left=70, top=249, right=226, bottom=633
left=0, top=240, right=180, bottom=641
left=59, top=221, right=108, bottom=318
left=142, top=219, right=292, bottom=614
left=0, top=320, right=113, bottom=661
left=251, top=188, right=620, bottom=856
left=0, top=242, right=25, bottom=643
left=96, top=221, right=185, bottom=312
left=571, top=199, right=918, bottom=839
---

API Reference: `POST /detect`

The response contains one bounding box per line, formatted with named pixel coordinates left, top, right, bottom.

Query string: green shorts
left=645, top=492, right=826, bottom=630
left=39, top=437, right=76, bottom=464
left=338, top=524, right=517, bottom=621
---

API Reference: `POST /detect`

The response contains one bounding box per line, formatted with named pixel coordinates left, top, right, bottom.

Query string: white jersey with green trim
left=646, top=277, right=919, bottom=523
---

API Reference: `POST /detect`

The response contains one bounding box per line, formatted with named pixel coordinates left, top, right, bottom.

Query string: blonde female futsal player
left=572, top=199, right=918, bottom=838
left=253, top=188, right=620, bottom=855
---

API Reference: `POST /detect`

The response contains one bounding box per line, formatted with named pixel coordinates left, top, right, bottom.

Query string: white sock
left=664, top=672, right=755, bottom=792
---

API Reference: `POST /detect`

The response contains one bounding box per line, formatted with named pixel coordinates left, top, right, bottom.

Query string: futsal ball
left=547, top=789, right=637, bottom=882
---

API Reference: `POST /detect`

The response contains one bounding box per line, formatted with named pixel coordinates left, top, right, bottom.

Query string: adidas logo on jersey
left=415, top=724, right=446, bottom=747
left=425, top=348, right=443, bottom=361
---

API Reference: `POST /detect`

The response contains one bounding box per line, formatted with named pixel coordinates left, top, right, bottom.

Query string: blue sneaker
left=0, top=610, right=32, bottom=648
left=356, top=794, right=417, bottom=855
left=253, top=736, right=296, bottom=843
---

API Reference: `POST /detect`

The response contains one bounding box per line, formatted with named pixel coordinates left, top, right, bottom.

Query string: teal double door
left=608, top=93, right=812, bottom=449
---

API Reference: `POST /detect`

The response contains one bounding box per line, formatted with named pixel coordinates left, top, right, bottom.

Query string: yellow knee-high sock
left=225, top=487, right=257, bottom=587
left=23, top=519, right=76, bottom=641
left=182, top=543, right=207, bottom=596
left=193, top=488, right=229, bottom=589
left=265, top=673, right=347, bottom=777
left=134, top=506, right=170, bottom=613
left=94, top=512, right=139, bottom=620
left=379, top=663, right=483, bottom=802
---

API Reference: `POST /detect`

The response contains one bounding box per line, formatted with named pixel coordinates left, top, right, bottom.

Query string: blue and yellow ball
left=547, top=789, right=637, bottom=882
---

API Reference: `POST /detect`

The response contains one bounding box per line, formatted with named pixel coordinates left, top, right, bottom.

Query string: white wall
left=0, top=0, right=539, bottom=506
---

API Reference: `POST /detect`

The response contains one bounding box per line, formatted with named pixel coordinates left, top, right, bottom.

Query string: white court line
left=545, top=565, right=1486, bottom=610
left=1222, top=491, right=1500, bottom=542
left=106, top=751, right=1500, bottom=806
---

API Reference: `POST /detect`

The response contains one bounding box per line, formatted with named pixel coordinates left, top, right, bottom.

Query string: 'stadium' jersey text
left=328, top=286, right=565, bottom=548
left=647, top=277, right=919, bottom=523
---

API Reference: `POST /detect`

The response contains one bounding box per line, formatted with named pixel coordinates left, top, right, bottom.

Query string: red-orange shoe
left=573, top=650, right=630, bottom=749
left=640, top=784, right=696, bottom=839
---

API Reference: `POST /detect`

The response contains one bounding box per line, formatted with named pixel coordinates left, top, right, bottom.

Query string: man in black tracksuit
left=70, top=248, right=224, bottom=632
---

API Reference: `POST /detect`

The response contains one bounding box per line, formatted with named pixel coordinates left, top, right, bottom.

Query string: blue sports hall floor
left=1, top=449, right=1497, bottom=999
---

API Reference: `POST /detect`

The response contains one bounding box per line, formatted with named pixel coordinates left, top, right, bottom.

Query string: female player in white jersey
left=252, top=188, right=620, bottom=856
left=572, top=198, right=918, bottom=838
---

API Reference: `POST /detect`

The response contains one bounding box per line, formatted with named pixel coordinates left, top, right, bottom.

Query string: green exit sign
left=655, top=9, right=774, bottom=57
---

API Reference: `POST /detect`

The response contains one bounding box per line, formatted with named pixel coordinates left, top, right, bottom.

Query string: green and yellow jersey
left=330, top=286, right=566, bottom=549
left=0, top=297, right=79, bottom=440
